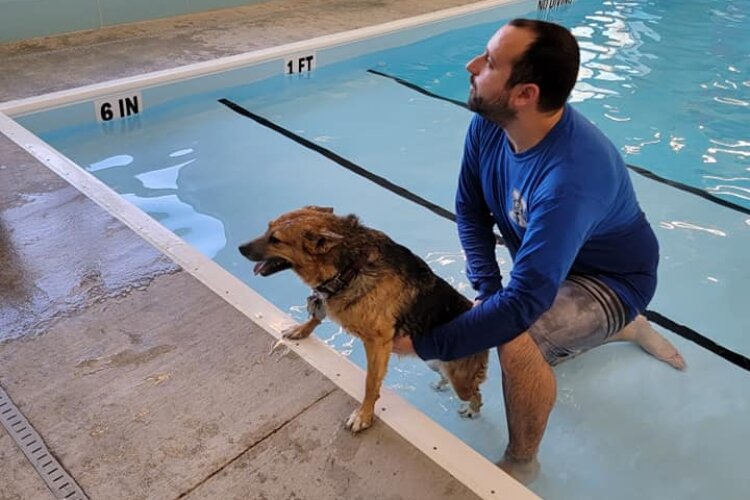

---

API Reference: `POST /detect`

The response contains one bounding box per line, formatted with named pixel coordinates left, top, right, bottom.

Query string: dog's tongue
left=253, top=261, right=266, bottom=275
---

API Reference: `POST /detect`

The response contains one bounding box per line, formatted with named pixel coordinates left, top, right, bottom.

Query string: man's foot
left=497, top=453, right=540, bottom=485
left=612, top=316, right=686, bottom=370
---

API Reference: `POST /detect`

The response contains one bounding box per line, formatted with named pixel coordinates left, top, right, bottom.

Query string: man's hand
left=391, top=300, right=481, bottom=357
left=392, top=335, right=416, bottom=356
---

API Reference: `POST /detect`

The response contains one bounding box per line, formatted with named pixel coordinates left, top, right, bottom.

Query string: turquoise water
left=16, top=1, right=750, bottom=499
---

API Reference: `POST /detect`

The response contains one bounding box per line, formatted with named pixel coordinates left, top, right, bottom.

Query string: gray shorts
left=528, top=275, right=628, bottom=366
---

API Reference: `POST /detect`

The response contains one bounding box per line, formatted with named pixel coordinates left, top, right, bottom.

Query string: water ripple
left=659, top=221, right=727, bottom=237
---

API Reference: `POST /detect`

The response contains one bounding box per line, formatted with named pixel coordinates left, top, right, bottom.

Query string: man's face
left=466, top=25, right=534, bottom=126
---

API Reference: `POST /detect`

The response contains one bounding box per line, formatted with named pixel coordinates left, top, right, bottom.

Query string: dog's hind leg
left=425, top=360, right=450, bottom=392
left=446, top=351, right=489, bottom=419
left=346, top=337, right=392, bottom=433
left=282, top=317, right=321, bottom=340
left=454, top=383, right=483, bottom=419
left=459, top=390, right=483, bottom=419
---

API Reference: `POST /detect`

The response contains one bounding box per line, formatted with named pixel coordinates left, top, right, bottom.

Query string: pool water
left=16, top=1, right=750, bottom=498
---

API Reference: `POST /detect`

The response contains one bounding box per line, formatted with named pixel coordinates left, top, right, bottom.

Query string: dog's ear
left=303, top=229, right=343, bottom=254
left=303, top=205, right=334, bottom=214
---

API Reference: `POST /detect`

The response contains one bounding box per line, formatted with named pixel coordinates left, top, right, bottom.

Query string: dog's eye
left=268, top=234, right=280, bottom=244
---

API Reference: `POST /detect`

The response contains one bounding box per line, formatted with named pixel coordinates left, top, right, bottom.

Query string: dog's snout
left=238, top=241, right=260, bottom=260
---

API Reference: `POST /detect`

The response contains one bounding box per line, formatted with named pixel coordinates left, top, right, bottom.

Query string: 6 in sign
left=94, top=92, right=142, bottom=122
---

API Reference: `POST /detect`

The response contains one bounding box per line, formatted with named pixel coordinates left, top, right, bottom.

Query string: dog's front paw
left=282, top=323, right=314, bottom=340
left=345, top=407, right=373, bottom=433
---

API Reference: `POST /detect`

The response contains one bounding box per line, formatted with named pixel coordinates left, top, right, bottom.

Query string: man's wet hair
left=506, top=19, right=580, bottom=112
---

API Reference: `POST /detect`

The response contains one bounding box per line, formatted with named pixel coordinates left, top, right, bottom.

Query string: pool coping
left=0, top=1, right=539, bottom=499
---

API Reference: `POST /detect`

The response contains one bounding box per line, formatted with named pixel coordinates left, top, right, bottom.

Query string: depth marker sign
left=94, top=92, right=143, bottom=122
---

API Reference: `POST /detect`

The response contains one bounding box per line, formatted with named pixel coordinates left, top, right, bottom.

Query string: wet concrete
left=0, top=1, right=492, bottom=498
left=0, top=149, right=179, bottom=342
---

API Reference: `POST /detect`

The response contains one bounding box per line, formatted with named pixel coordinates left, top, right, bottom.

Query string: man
left=392, top=19, right=685, bottom=484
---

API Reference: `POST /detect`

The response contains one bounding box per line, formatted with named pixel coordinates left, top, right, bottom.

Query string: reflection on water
left=135, top=159, right=195, bottom=190
left=85, top=148, right=227, bottom=259
left=123, top=193, right=226, bottom=258
left=169, top=148, right=194, bottom=158
left=88, top=154, right=133, bottom=172
left=557, top=0, right=750, bottom=206
left=706, top=183, right=750, bottom=202
left=659, top=220, right=728, bottom=237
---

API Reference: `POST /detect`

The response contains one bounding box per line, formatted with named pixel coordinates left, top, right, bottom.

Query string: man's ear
left=303, top=205, right=334, bottom=214
left=513, top=83, right=540, bottom=109
left=303, top=229, right=344, bottom=254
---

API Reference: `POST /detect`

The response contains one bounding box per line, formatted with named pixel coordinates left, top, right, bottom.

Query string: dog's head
left=238, top=206, right=363, bottom=287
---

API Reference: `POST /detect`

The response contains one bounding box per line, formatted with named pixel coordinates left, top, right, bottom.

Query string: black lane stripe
left=367, top=69, right=469, bottom=109
left=626, top=164, right=750, bottom=216
left=367, top=68, right=750, bottom=217
left=218, top=98, right=505, bottom=246
left=219, top=97, right=749, bottom=373
left=645, top=310, right=750, bottom=372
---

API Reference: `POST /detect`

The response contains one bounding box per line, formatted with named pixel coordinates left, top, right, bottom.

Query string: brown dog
left=239, top=206, right=488, bottom=432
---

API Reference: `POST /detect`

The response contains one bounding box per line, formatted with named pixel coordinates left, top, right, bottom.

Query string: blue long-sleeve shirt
left=413, top=105, right=659, bottom=361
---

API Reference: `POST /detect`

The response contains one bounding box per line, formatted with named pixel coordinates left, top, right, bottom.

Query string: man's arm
left=456, top=116, right=503, bottom=301
left=412, top=193, right=602, bottom=361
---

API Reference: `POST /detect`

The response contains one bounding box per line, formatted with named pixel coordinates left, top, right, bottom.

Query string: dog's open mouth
left=253, top=257, right=293, bottom=277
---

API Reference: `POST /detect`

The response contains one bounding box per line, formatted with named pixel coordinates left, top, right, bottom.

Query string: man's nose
left=466, top=55, right=482, bottom=74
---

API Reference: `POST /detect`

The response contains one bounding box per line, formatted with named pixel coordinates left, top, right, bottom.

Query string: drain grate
left=0, top=385, right=88, bottom=500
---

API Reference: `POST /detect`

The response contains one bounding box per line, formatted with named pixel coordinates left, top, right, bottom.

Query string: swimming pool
left=2, top=0, right=748, bottom=498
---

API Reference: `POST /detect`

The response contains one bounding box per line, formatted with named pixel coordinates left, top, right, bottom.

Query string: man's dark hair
left=506, top=19, right=580, bottom=112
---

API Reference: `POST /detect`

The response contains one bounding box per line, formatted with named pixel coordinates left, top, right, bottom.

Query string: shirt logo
left=509, top=189, right=528, bottom=228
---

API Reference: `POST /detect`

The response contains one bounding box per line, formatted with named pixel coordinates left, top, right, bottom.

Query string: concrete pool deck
left=0, top=1, right=534, bottom=499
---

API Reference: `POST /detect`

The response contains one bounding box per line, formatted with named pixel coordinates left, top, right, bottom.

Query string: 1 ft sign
left=284, top=53, right=316, bottom=75
left=94, top=92, right=142, bottom=122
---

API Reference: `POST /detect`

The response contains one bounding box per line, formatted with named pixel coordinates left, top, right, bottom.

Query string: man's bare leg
left=497, top=332, right=556, bottom=485
left=608, top=315, right=686, bottom=370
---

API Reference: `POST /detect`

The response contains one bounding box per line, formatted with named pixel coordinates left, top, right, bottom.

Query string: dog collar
left=314, top=266, right=359, bottom=298
left=307, top=261, right=363, bottom=321
left=306, top=268, right=356, bottom=321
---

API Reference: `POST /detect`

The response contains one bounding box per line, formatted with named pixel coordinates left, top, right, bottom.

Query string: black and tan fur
left=239, top=206, right=488, bottom=432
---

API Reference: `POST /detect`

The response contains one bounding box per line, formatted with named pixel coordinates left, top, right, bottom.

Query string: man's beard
left=468, top=86, right=517, bottom=127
